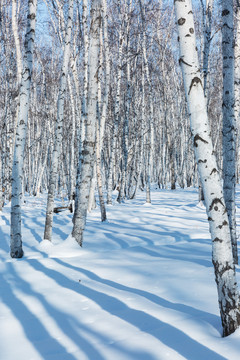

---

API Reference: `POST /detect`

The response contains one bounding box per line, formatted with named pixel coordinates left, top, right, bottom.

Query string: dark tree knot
left=178, top=18, right=186, bottom=26
left=209, top=198, right=224, bottom=212
left=188, top=77, right=202, bottom=94
left=193, top=134, right=208, bottom=147
left=222, top=9, right=230, bottom=16
left=213, top=237, right=223, bottom=243
left=179, top=58, right=192, bottom=67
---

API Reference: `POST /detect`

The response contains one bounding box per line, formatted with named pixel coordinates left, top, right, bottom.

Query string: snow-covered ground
left=1, top=187, right=240, bottom=360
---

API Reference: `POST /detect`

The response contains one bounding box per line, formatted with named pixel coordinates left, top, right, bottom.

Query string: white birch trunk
left=99, top=0, right=110, bottom=147
left=10, top=0, right=38, bottom=258
left=74, top=0, right=88, bottom=215
left=175, top=0, right=240, bottom=337
left=67, top=74, right=76, bottom=202
left=44, top=0, right=74, bottom=241
left=12, top=0, right=22, bottom=85
left=96, top=20, right=107, bottom=221
left=139, top=0, right=153, bottom=203
left=235, top=4, right=240, bottom=130
left=222, top=0, right=237, bottom=264
left=0, top=145, right=3, bottom=211
left=88, top=164, right=97, bottom=212
left=72, top=0, right=101, bottom=246
left=235, top=3, right=240, bottom=197
left=201, top=0, right=214, bottom=99
left=107, top=1, right=125, bottom=204
left=96, top=117, right=107, bottom=221
left=117, top=0, right=132, bottom=203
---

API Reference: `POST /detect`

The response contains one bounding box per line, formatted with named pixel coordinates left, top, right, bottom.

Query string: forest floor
left=1, top=186, right=240, bottom=360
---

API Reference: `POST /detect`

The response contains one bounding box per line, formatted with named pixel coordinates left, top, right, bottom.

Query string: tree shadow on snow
left=1, top=263, right=78, bottom=360
left=44, top=258, right=226, bottom=360
left=2, top=262, right=108, bottom=360
left=27, top=259, right=158, bottom=360
left=127, top=245, right=213, bottom=268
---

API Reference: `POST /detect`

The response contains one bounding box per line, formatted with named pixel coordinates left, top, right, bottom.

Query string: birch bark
left=222, top=0, right=237, bottom=264
left=117, top=0, right=132, bottom=203
left=74, top=0, right=88, bottom=217
left=175, top=0, right=240, bottom=336
left=235, top=3, right=240, bottom=128
left=200, top=0, right=214, bottom=100
left=10, top=0, right=38, bottom=258
left=107, top=0, right=125, bottom=204
left=72, top=0, right=101, bottom=246
left=235, top=1, right=240, bottom=193
left=139, top=0, right=154, bottom=203
left=0, top=141, right=3, bottom=211
left=96, top=18, right=107, bottom=221
left=44, top=0, right=74, bottom=241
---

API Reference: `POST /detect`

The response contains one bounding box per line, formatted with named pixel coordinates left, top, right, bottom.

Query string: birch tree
left=174, top=0, right=240, bottom=336
left=107, top=0, right=127, bottom=204
left=139, top=0, right=154, bottom=203
left=200, top=0, right=214, bottom=100
left=44, top=0, right=74, bottom=241
left=235, top=2, right=240, bottom=128
left=74, top=0, right=88, bottom=216
left=222, top=0, right=238, bottom=264
left=72, top=0, right=101, bottom=246
left=10, top=0, right=38, bottom=258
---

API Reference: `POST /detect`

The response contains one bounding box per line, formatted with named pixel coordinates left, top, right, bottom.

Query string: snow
left=1, top=187, right=240, bottom=360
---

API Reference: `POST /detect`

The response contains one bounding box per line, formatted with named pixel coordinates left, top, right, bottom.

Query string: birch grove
left=1, top=0, right=240, bottom=337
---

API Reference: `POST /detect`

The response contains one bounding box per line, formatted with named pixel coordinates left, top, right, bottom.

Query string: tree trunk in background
left=107, top=0, right=126, bottom=205
left=235, top=1, right=240, bottom=187
left=235, top=3, right=240, bottom=127
left=175, top=0, right=240, bottom=337
left=12, top=0, right=23, bottom=140
left=10, top=0, right=38, bottom=258
left=198, top=0, right=214, bottom=202
left=44, top=0, right=74, bottom=241
left=201, top=0, right=214, bottom=101
left=74, top=0, right=88, bottom=217
left=96, top=19, right=107, bottom=221
left=139, top=0, right=154, bottom=203
left=222, top=0, right=238, bottom=264
left=0, top=145, right=3, bottom=211
left=72, top=0, right=101, bottom=246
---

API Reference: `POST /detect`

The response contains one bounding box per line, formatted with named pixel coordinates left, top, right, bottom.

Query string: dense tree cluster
left=0, top=0, right=215, bottom=208
left=1, top=0, right=240, bottom=337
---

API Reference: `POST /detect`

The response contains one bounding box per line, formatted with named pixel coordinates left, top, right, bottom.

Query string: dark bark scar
left=188, top=77, right=203, bottom=94
left=194, top=134, right=208, bottom=147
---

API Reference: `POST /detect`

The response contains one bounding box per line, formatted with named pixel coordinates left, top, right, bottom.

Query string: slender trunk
left=117, top=0, right=132, bottom=203
left=96, top=118, right=107, bottom=221
left=67, top=74, right=76, bottom=202
left=96, top=18, right=107, bottom=221
left=74, top=0, right=88, bottom=217
left=0, top=145, right=3, bottom=211
left=139, top=0, right=153, bottom=203
left=222, top=0, right=237, bottom=264
left=107, top=1, right=125, bottom=204
left=72, top=0, right=101, bottom=246
left=201, top=0, right=214, bottom=101
left=10, top=0, right=38, bottom=258
left=88, top=163, right=97, bottom=212
left=12, top=0, right=23, bottom=145
left=44, top=0, right=74, bottom=241
left=175, top=0, right=240, bottom=337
